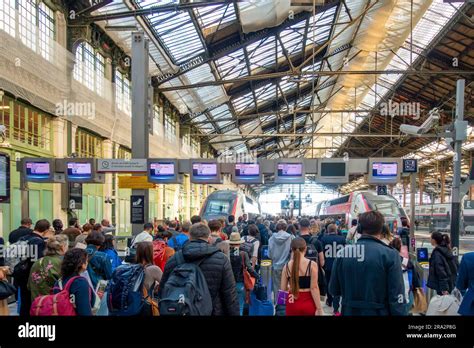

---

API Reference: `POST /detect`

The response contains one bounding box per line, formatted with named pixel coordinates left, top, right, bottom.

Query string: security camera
left=400, top=108, right=440, bottom=136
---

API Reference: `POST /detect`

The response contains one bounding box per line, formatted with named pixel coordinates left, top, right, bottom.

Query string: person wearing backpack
left=84, top=231, right=113, bottom=290
left=427, top=232, right=459, bottom=296
left=9, top=218, right=33, bottom=244
left=12, top=219, right=50, bottom=316
left=51, top=248, right=94, bottom=316
left=158, top=223, right=239, bottom=316
left=153, top=230, right=176, bottom=272
left=229, top=232, right=258, bottom=315
left=28, top=235, right=69, bottom=301
left=268, top=220, right=294, bottom=307
left=167, top=221, right=190, bottom=251
left=240, top=225, right=260, bottom=268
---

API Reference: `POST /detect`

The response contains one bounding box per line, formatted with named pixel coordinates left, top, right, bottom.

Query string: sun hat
left=228, top=232, right=244, bottom=245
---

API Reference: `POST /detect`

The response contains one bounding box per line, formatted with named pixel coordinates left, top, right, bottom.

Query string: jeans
left=271, top=268, right=286, bottom=315
left=236, top=282, right=245, bottom=316
left=325, top=268, right=341, bottom=313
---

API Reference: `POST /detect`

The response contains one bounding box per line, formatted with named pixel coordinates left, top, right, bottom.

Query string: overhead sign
left=97, top=159, right=147, bottom=173
left=377, top=185, right=388, bottom=195
left=402, top=159, right=418, bottom=173
left=0, top=153, right=10, bottom=203
left=130, top=195, right=145, bottom=224
left=118, top=176, right=156, bottom=189
left=68, top=182, right=83, bottom=210
left=281, top=200, right=301, bottom=210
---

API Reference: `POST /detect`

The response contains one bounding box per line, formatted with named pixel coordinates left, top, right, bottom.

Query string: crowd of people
left=0, top=211, right=473, bottom=316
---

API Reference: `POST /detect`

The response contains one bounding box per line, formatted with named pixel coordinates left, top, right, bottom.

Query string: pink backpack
left=30, top=276, right=81, bottom=316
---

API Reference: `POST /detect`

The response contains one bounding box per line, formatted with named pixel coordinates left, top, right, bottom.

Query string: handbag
left=242, top=254, right=255, bottom=291
left=426, top=293, right=460, bottom=316
left=277, top=290, right=289, bottom=306
left=412, top=287, right=427, bottom=313
left=0, top=280, right=16, bottom=300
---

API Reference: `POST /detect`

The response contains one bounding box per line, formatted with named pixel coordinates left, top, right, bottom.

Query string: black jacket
left=329, top=235, right=406, bottom=316
left=427, top=246, right=458, bottom=294
left=9, top=226, right=33, bottom=244
left=159, top=239, right=239, bottom=316
left=320, top=233, right=346, bottom=272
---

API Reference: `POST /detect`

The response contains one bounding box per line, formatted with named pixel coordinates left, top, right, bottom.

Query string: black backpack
left=303, top=236, right=319, bottom=263
left=159, top=250, right=217, bottom=316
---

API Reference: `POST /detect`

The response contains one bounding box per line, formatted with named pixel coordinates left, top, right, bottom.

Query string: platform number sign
left=377, top=185, right=388, bottom=196
left=402, top=159, right=418, bottom=173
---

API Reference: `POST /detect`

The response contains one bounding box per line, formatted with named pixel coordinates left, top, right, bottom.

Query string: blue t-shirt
left=167, top=233, right=189, bottom=250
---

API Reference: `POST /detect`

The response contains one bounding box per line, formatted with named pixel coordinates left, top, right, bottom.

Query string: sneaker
left=333, top=311, right=341, bottom=316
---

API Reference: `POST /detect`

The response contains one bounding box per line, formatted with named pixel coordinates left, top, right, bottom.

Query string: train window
left=439, top=207, right=446, bottom=213
left=204, top=200, right=231, bottom=215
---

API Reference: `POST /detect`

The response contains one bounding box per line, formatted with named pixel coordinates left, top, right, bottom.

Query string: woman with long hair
left=53, top=248, right=94, bottom=316
left=135, top=242, right=162, bottom=291
left=427, top=232, right=459, bottom=295
left=281, top=237, right=323, bottom=316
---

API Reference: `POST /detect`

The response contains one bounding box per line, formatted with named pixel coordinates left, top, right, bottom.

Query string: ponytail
left=290, top=248, right=301, bottom=298
left=442, top=234, right=451, bottom=249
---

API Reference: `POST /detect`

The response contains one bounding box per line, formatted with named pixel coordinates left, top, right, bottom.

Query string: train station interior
left=0, top=0, right=473, bottom=323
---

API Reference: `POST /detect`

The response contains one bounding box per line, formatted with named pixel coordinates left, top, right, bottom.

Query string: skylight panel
left=232, top=92, right=256, bottom=114
left=215, top=49, right=248, bottom=79
left=247, top=36, right=276, bottom=72
left=194, top=4, right=236, bottom=30
left=140, top=1, right=205, bottom=64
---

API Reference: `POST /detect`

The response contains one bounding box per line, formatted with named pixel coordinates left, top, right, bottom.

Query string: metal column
left=131, top=32, right=150, bottom=236
left=410, top=173, right=416, bottom=252
left=450, top=79, right=466, bottom=253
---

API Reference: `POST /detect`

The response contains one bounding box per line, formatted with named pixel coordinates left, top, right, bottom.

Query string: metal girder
left=155, top=7, right=335, bottom=85
left=72, top=1, right=240, bottom=23
left=156, top=69, right=474, bottom=92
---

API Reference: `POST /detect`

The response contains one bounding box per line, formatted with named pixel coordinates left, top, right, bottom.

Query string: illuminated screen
left=277, top=163, right=302, bottom=177
left=67, top=162, right=92, bottom=180
left=0, top=154, right=8, bottom=199
left=320, top=162, right=346, bottom=177
left=372, top=162, right=398, bottom=178
left=193, top=163, right=217, bottom=177
left=150, top=162, right=175, bottom=178
left=26, top=161, right=50, bottom=179
left=235, top=163, right=259, bottom=177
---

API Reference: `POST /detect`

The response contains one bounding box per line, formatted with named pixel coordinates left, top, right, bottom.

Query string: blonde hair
left=44, top=234, right=69, bottom=256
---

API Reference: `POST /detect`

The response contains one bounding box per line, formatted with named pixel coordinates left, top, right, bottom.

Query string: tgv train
left=403, top=199, right=474, bottom=233
left=200, top=190, right=261, bottom=222
left=315, top=190, right=407, bottom=233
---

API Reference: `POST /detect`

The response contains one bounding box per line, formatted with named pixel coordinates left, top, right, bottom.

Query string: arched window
left=73, top=41, right=105, bottom=95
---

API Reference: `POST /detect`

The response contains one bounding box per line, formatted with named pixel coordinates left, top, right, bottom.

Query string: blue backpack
left=158, top=250, right=217, bottom=316
left=107, top=264, right=146, bottom=316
